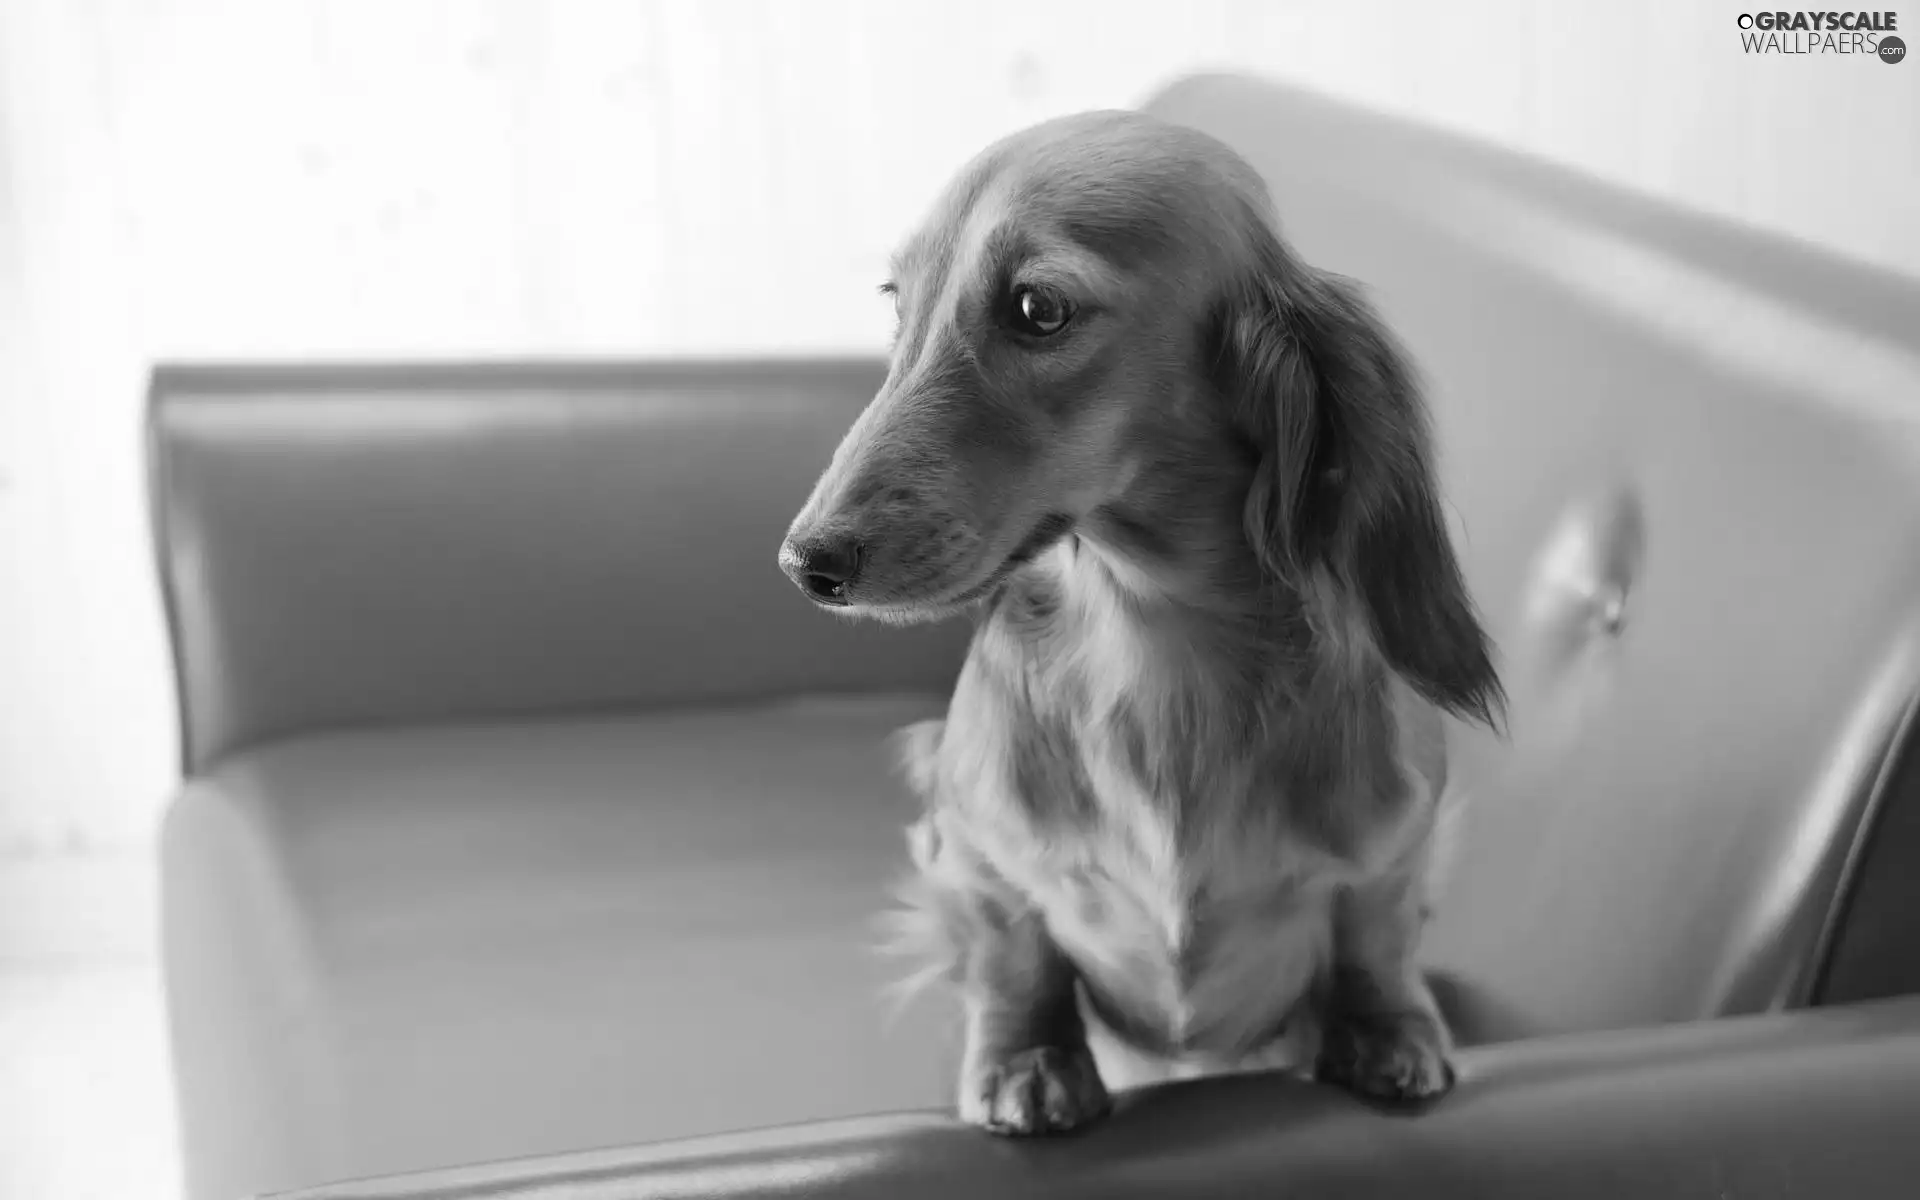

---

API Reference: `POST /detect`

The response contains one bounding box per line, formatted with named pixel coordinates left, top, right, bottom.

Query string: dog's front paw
left=1317, top=1009, right=1455, bottom=1105
left=959, top=1045, right=1111, bottom=1136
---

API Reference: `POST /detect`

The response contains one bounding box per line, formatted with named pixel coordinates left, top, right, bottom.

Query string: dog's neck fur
left=981, top=436, right=1402, bottom=862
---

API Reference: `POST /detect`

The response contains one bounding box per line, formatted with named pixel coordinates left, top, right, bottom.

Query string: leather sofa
left=151, top=74, right=1920, bottom=1200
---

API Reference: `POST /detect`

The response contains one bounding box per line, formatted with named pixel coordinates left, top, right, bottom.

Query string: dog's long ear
left=1214, top=218, right=1503, bottom=729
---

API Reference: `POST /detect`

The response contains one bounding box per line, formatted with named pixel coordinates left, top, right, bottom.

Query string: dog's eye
left=1010, top=285, right=1073, bottom=337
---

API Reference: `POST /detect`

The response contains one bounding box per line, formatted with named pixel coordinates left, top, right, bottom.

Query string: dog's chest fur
left=920, top=543, right=1409, bottom=1062
left=1027, top=784, right=1338, bottom=1062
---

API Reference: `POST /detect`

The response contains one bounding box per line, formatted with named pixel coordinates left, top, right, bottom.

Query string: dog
left=777, top=109, right=1502, bottom=1136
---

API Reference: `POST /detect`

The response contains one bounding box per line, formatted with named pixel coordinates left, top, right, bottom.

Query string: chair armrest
left=265, top=997, right=1920, bottom=1199
left=148, top=358, right=969, bottom=774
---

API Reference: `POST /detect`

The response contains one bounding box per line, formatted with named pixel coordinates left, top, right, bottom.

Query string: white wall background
left=1, top=0, right=1915, bottom=852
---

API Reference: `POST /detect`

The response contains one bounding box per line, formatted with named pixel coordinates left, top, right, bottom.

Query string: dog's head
left=779, top=110, right=1500, bottom=726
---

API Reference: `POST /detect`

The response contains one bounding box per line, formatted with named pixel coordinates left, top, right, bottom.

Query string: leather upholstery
left=148, top=358, right=971, bottom=774
left=1814, top=714, right=1920, bottom=1004
left=154, top=74, right=1920, bottom=1200
left=162, top=696, right=958, bottom=1200
left=264, top=997, right=1920, bottom=1200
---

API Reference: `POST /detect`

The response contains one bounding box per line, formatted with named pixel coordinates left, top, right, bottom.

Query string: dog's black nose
left=780, top=537, right=862, bottom=606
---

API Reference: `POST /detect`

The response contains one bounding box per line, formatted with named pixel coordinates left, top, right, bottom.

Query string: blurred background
left=0, top=2, right=1914, bottom=1197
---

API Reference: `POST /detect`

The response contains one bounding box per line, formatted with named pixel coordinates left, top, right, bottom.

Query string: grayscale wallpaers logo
left=1736, top=11, right=1904, bottom=58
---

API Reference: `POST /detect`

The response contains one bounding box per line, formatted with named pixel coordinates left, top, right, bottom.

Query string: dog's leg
left=957, top=907, right=1111, bottom=1136
left=1315, top=864, right=1456, bottom=1104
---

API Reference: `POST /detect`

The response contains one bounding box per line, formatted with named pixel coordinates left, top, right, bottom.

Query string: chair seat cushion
left=160, top=694, right=957, bottom=1200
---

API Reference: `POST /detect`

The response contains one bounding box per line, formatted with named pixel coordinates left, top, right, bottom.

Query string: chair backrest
left=148, top=359, right=971, bottom=775
left=1145, top=74, right=1920, bottom=1040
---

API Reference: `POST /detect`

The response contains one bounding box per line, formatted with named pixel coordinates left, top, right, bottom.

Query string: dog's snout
left=780, top=536, right=863, bottom=606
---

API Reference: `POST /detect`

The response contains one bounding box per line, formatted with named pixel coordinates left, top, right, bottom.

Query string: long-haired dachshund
left=778, top=110, right=1502, bottom=1136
